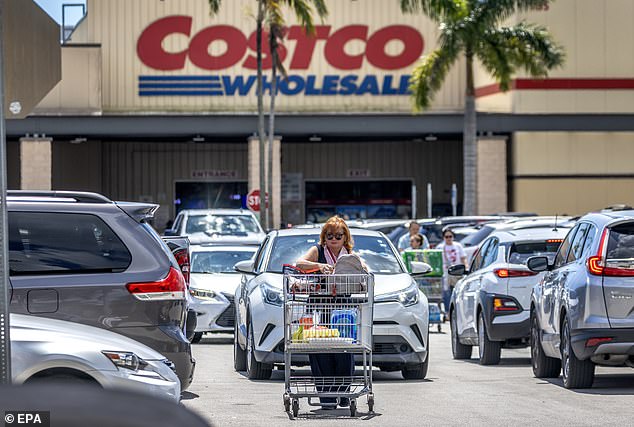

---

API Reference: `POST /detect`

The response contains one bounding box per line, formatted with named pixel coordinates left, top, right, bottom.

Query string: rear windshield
left=267, top=235, right=404, bottom=274
left=607, top=222, right=634, bottom=260
left=9, top=212, right=131, bottom=275
left=508, top=241, right=562, bottom=265
left=191, top=250, right=256, bottom=274
left=185, top=214, right=261, bottom=235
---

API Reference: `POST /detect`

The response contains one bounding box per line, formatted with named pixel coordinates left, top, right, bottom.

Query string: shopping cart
left=417, top=277, right=444, bottom=332
left=282, top=270, right=374, bottom=417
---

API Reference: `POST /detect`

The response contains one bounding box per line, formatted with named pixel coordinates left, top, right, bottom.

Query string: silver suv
left=528, top=212, right=634, bottom=388
left=8, top=191, right=195, bottom=389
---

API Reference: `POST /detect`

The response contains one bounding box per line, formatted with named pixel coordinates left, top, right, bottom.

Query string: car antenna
left=553, top=214, right=558, bottom=232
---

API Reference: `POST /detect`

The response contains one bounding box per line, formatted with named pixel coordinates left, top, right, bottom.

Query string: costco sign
left=136, top=16, right=424, bottom=97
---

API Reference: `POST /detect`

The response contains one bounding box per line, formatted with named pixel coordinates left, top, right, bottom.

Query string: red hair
left=319, top=216, right=353, bottom=252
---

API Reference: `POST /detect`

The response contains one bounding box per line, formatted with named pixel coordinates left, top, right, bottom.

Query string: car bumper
left=96, top=363, right=181, bottom=402
left=482, top=294, right=530, bottom=341
left=190, top=297, right=233, bottom=333
left=571, top=327, right=634, bottom=361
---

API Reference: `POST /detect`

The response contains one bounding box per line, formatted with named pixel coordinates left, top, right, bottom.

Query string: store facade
left=7, top=0, right=634, bottom=228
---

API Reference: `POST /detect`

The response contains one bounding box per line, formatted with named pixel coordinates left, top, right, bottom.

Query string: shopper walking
left=436, top=228, right=467, bottom=317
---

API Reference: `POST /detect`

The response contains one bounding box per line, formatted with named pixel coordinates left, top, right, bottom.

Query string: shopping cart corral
left=283, top=271, right=374, bottom=417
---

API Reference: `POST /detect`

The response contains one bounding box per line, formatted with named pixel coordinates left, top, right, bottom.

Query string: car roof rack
left=6, top=191, right=113, bottom=203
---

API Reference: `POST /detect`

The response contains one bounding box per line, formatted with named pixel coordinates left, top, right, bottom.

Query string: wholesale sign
left=136, top=16, right=424, bottom=97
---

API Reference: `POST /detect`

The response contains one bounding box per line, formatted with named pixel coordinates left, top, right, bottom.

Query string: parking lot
left=182, top=330, right=634, bottom=426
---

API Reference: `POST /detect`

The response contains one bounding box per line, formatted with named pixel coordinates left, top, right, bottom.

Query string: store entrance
left=174, top=181, right=247, bottom=214
left=305, top=180, right=413, bottom=223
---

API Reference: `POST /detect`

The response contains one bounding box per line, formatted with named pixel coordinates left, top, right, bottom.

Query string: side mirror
left=448, top=264, right=467, bottom=276
left=527, top=256, right=550, bottom=272
left=234, top=260, right=256, bottom=275
left=410, top=261, right=432, bottom=277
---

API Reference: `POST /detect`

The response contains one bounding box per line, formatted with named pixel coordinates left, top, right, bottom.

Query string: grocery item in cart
left=330, top=309, right=358, bottom=340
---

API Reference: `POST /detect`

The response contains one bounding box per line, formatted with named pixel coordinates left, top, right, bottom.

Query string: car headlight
left=102, top=351, right=145, bottom=371
left=375, top=284, right=419, bottom=307
left=189, top=288, right=217, bottom=300
left=260, top=282, right=283, bottom=306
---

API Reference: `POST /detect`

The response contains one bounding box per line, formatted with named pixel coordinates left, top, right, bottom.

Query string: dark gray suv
left=7, top=191, right=195, bottom=389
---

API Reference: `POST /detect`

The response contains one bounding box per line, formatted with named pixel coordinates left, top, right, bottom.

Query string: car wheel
left=246, top=318, right=272, bottom=380
left=401, top=354, right=429, bottom=380
left=190, top=332, right=203, bottom=344
left=451, top=309, right=472, bottom=359
left=561, top=317, right=594, bottom=389
left=234, top=316, right=247, bottom=372
left=530, top=312, right=561, bottom=378
left=477, top=312, right=501, bottom=365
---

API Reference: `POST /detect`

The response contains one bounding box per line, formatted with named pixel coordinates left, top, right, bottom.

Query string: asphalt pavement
left=182, top=328, right=634, bottom=426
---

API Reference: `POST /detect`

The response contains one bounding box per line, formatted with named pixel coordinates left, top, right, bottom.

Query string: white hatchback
left=233, top=228, right=430, bottom=380
left=449, top=226, right=569, bottom=365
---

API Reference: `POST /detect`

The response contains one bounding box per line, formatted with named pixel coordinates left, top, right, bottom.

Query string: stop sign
left=247, top=189, right=268, bottom=212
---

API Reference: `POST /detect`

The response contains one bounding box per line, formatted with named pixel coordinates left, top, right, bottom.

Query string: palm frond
left=400, top=0, right=468, bottom=21
left=476, top=0, right=551, bottom=25
left=207, top=0, right=222, bottom=15
left=477, top=22, right=564, bottom=85
left=409, top=47, right=460, bottom=110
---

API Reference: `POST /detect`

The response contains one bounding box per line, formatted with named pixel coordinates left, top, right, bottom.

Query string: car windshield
left=185, top=214, right=261, bottom=235
left=266, top=235, right=404, bottom=274
left=508, top=241, right=562, bottom=265
left=191, top=250, right=256, bottom=273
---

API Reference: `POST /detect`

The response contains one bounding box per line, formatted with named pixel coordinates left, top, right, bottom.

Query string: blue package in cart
left=330, top=309, right=358, bottom=340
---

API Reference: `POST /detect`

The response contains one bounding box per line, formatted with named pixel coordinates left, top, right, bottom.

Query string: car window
left=185, top=214, right=262, bottom=235
left=554, top=225, right=578, bottom=268
left=9, top=212, right=132, bottom=275
left=508, top=240, right=562, bottom=265
left=580, top=224, right=597, bottom=258
left=267, top=235, right=404, bottom=274
left=566, top=223, right=590, bottom=263
left=606, top=222, right=634, bottom=260
left=460, top=225, right=494, bottom=248
left=481, top=238, right=499, bottom=269
left=470, top=239, right=491, bottom=272
left=253, top=237, right=270, bottom=273
left=172, top=214, right=183, bottom=232
left=191, top=250, right=256, bottom=274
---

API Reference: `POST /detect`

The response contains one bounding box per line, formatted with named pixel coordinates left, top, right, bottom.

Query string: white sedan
left=188, top=245, right=257, bottom=342
left=234, top=228, right=431, bottom=380
left=11, top=314, right=181, bottom=402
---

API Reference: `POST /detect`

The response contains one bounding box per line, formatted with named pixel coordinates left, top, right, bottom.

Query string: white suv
left=233, top=228, right=430, bottom=380
left=166, top=209, right=265, bottom=245
left=449, top=227, right=568, bottom=364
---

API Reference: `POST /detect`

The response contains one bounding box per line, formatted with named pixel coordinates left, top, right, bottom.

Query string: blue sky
left=34, top=0, right=86, bottom=25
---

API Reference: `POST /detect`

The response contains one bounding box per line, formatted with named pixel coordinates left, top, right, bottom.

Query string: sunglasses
left=326, top=233, right=344, bottom=241
left=444, top=235, right=454, bottom=239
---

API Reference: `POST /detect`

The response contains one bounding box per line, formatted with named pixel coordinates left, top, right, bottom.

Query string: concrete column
left=20, top=137, right=52, bottom=190
left=476, top=136, right=508, bottom=214
left=248, top=136, right=281, bottom=228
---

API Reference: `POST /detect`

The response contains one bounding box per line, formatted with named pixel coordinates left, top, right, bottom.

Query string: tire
left=234, top=318, right=247, bottom=372
left=478, top=312, right=501, bottom=365
left=561, top=317, right=595, bottom=389
left=190, top=332, right=203, bottom=344
left=367, top=393, right=374, bottom=412
left=283, top=394, right=291, bottom=412
left=530, top=312, right=561, bottom=378
left=246, top=318, right=272, bottom=380
left=402, top=334, right=429, bottom=380
left=292, top=399, right=299, bottom=417
left=349, top=399, right=357, bottom=417
left=450, top=309, right=472, bottom=359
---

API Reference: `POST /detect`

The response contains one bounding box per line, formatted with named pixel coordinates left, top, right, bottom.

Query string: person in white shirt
left=435, top=228, right=467, bottom=316
left=397, top=221, right=429, bottom=252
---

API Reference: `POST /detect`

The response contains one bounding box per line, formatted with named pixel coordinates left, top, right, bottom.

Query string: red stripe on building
left=475, top=78, right=634, bottom=98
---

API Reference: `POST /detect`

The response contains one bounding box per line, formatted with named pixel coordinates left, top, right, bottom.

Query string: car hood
left=187, top=232, right=265, bottom=246
left=190, top=272, right=242, bottom=294
left=9, top=314, right=166, bottom=361
left=258, top=272, right=417, bottom=295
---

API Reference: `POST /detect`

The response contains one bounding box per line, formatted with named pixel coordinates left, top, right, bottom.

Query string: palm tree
left=401, top=0, right=564, bottom=215
left=208, top=0, right=328, bottom=229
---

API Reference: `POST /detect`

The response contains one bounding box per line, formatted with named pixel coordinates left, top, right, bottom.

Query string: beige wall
left=68, top=0, right=464, bottom=113
left=477, top=137, right=507, bottom=214
left=511, top=132, right=634, bottom=215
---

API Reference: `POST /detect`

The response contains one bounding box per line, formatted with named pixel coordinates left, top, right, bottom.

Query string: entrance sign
left=247, top=189, right=268, bottom=212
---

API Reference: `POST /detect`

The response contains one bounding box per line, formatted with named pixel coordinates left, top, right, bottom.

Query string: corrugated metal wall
left=101, top=141, right=248, bottom=228
left=282, top=139, right=462, bottom=220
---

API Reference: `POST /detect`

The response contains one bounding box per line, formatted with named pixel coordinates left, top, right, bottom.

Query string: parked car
left=188, top=244, right=257, bottom=342
left=448, top=226, right=568, bottom=364
left=7, top=191, right=195, bottom=390
left=528, top=212, right=634, bottom=388
left=461, top=216, right=575, bottom=264
left=11, top=313, right=180, bottom=401
left=346, top=218, right=409, bottom=236
left=233, top=228, right=431, bottom=380
left=165, top=209, right=265, bottom=245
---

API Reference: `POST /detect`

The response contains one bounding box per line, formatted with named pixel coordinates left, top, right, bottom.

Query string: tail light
left=493, top=297, right=520, bottom=312
left=587, top=228, right=634, bottom=277
left=173, top=248, right=190, bottom=286
left=494, top=268, right=537, bottom=278
left=585, top=337, right=613, bottom=347
left=126, top=267, right=186, bottom=301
